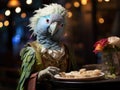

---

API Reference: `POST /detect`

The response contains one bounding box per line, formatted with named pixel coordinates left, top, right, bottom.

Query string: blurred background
left=0, top=0, right=120, bottom=90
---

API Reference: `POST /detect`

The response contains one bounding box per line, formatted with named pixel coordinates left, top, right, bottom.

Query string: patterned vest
left=28, top=41, right=69, bottom=73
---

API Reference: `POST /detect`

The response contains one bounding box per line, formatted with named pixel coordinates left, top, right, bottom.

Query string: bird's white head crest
left=28, top=3, right=67, bottom=32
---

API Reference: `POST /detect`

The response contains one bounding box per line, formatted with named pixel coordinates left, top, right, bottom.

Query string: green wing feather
left=16, top=46, right=36, bottom=90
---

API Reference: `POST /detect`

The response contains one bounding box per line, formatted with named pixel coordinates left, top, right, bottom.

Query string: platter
left=54, top=72, right=105, bottom=81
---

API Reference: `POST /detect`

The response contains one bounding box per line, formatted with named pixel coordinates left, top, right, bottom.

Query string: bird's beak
left=48, top=22, right=58, bottom=36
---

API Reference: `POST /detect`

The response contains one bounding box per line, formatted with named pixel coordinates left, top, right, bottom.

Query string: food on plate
left=58, top=68, right=103, bottom=79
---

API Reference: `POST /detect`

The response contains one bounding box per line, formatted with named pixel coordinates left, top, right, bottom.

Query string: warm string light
left=0, top=22, right=3, bottom=28
left=104, top=0, right=110, bottom=2
left=98, top=0, right=103, bottom=2
left=0, top=20, right=10, bottom=28
left=65, top=2, right=72, bottom=9
left=4, top=20, right=9, bottom=26
left=5, top=10, right=11, bottom=16
left=98, top=0, right=110, bottom=2
left=7, top=0, right=20, bottom=8
left=26, top=0, right=32, bottom=5
left=21, top=13, right=27, bottom=18
left=67, top=11, right=73, bottom=18
left=15, top=7, right=21, bottom=13
left=73, top=1, right=80, bottom=8
left=81, top=0, right=87, bottom=5
left=98, top=17, right=104, bottom=24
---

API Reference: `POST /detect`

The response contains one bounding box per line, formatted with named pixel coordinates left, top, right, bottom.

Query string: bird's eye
left=60, top=23, right=64, bottom=27
left=46, top=19, right=49, bottom=23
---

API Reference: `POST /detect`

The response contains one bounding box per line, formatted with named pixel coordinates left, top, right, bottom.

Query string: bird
left=16, top=3, right=77, bottom=90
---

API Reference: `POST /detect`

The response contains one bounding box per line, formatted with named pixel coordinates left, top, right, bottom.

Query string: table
left=50, top=76, right=120, bottom=90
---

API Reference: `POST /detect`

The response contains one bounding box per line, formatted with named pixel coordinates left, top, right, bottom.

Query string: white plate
left=54, top=72, right=105, bottom=81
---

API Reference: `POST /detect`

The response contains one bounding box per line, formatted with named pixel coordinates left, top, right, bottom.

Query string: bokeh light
left=4, top=20, right=9, bottom=26
left=21, top=12, right=26, bottom=18
left=26, top=0, right=32, bottom=5
left=15, top=7, right=21, bottom=13
left=5, top=10, right=11, bottom=16
left=0, top=22, right=3, bottom=28
left=67, top=11, right=73, bottom=18
left=73, top=1, right=80, bottom=8
left=98, top=17, right=104, bottom=24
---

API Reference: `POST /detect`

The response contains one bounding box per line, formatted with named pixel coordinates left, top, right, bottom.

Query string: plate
left=54, top=72, right=105, bottom=81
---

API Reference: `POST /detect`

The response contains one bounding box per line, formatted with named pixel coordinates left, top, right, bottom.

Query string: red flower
left=93, top=38, right=108, bottom=54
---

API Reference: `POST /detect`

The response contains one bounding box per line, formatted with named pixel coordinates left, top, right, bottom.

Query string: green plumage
left=16, top=46, right=36, bottom=90
left=16, top=41, right=78, bottom=90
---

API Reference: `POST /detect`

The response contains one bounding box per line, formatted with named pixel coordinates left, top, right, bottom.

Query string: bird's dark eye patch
left=46, top=19, right=49, bottom=23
